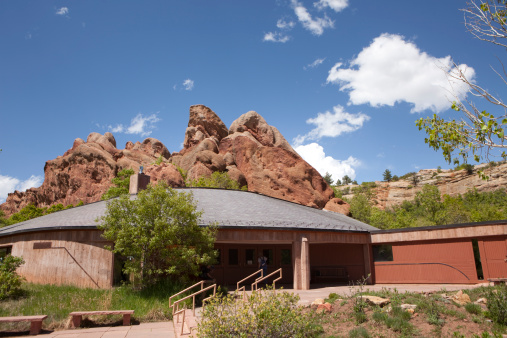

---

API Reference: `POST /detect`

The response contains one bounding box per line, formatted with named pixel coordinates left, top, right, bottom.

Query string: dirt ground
left=313, top=289, right=505, bottom=337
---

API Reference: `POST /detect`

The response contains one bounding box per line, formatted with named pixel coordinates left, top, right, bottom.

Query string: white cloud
left=304, top=57, right=326, bottom=69
left=109, top=113, right=160, bottom=137
left=293, top=105, right=370, bottom=146
left=314, top=0, right=348, bottom=12
left=326, top=33, right=475, bottom=113
left=109, top=125, right=124, bottom=133
left=295, top=143, right=360, bottom=180
left=183, top=79, right=194, bottom=91
left=277, top=19, right=295, bottom=30
left=0, top=175, right=43, bottom=204
left=291, top=0, right=334, bottom=36
left=56, top=7, right=69, bottom=16
left=263, top=32, right=291, bottom=43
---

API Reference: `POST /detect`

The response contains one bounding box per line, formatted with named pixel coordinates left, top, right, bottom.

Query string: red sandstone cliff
left=1, top=105, right=338, bottom=216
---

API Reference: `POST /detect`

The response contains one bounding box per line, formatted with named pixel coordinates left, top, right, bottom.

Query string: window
left=0, top=246, right=12, bottom=260
left=373, top=245, right=393, bottom=262
left=262, top=249, right=273, bottom=265
left=245, top=249, right=255, bottom=265
left=281, top=249, right=291, bottom=265
left=228, top=249, right=238, bottom=265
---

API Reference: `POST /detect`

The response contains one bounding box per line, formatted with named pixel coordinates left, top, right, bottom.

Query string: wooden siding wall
left=371, top=224, right=507, bottom=243
left=479, top=237, right=507, bottom=279
left=310, top=243, right=366, bottom=282
left=216, top=229, right=370, bottom=244
left=374, top=240, right=478, bottom=284
left=0, top=230, right=113, bottom=289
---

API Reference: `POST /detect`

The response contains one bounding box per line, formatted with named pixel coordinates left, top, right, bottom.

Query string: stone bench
left=488, top=278, right=507, bottom=286
left=69, top=310, right=134, bottom=328
left=0, top=315, right=47, bottom=335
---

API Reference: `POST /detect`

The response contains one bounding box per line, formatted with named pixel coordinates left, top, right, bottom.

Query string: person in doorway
left=200, top=265, right=215, bottom=283
left=258, top=255, right=268, bottom=278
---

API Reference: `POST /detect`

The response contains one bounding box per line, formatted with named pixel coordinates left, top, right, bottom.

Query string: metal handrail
left=236, top=269, right=263, bottom=292
left=172, top=283, right=216, bottom=316
left=251, top=268, right=282, bottom=292
left=171, top=283, right=217, bottom=336
left=169, top=280, right=204, bottom=308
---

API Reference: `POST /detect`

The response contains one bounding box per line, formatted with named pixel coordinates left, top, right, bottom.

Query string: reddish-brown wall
left=479, top=237, right=507, bottom=279
left=374, top=239, right=478, bottom=284
left=0, top=230, right=113, bottom=288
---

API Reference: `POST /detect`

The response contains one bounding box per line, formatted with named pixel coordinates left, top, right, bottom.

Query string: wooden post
left=363, top=244, right=372, bottom=285
left=301, top=236, right=310, bottom=290
left=292, top=235, right=310, bottom=290
left=292, top=239, right=302, bottom=290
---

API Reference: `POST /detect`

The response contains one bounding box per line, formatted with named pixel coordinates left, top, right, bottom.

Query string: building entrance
left=212, top=244, right=293, bottom=286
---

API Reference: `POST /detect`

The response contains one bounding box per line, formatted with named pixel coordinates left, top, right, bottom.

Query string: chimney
left=129, top=167, right=150, bottom=194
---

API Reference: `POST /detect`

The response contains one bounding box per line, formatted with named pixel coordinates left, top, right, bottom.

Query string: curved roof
left=0, top=188, right=377, bottom=237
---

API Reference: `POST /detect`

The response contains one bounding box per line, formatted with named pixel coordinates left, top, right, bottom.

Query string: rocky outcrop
left=340, top=163, right=507, bottom=209
left=1, top=105, right=339, bottom=216
left=173, top=107, right=335, bottom=209
left=324, top=198, right=351, bottom=216
left=1, top=133, right=181, bottom=216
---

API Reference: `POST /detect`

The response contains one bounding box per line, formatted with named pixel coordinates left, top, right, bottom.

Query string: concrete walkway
left=2, top=322, right=175, bottom=338
left=4, top=282, right=491, bottom=337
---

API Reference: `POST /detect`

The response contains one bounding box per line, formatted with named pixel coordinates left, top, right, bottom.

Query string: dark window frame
left=373, top=244, right=393, bottom=262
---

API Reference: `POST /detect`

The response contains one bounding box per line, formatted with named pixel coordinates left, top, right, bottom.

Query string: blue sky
left=1, top=0, right=505, bottom=203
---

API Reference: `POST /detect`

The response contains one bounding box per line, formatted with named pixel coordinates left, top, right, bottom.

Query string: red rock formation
left=1, top=132, right=180, bottom=216
left=1, top=105, right=342, bottom=216
left=324, top=198, right=351, bottom=216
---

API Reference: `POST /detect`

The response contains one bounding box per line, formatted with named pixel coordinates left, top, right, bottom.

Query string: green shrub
left=101, top=168, right=135, bottom=200
left=197, top=289, right=323, bottom=337
left=348, top=326, right=370, bottom=338
left=486, top=285, right=507, bottom=325
left=454, top=163, right=474, bottom=174
left=326, top=292, right=340, bottom=304
left=372, top=307, right=414, bottom=335
left=0, top=255, right=25, bottom=300
left=465, top=303, right=482, bottom=315
left=187, top=171, right=246, bottom=191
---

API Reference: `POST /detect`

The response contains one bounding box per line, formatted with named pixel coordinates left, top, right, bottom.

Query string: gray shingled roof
left=0, top=188, right=377, bottom=237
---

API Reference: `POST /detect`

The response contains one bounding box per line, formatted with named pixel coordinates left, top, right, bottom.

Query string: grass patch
left=465, top=303, right=483, bottom=315
left=348, top=326, right=370, bottom=337
left=0, top=279, right=187, bottom=331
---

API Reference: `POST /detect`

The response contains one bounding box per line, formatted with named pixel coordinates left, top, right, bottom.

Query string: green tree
left=0, top=210, right=11, bottom=228
left=342, top=175, right=352, bottom=185
left=98, top=182, right=217, bottom=287
left=0, top=255, right=25, bottom=300
left=416, top=0, right=507, bottom=178
left=323, top=172, right=334, bottom=185
left=8, top=204, right=45, bottom=224
left=413, top=185, right=443, bottom=225
left=187, top=171, right=246, bottom=190
left=101, top=168, right=135, bottom=200
left=382, top=169, right=393, bottom=182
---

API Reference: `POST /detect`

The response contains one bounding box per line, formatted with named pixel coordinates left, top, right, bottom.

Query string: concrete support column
left=292, top=235, right=310, bottom=290
left=363, top=244, right=372, bottom=285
